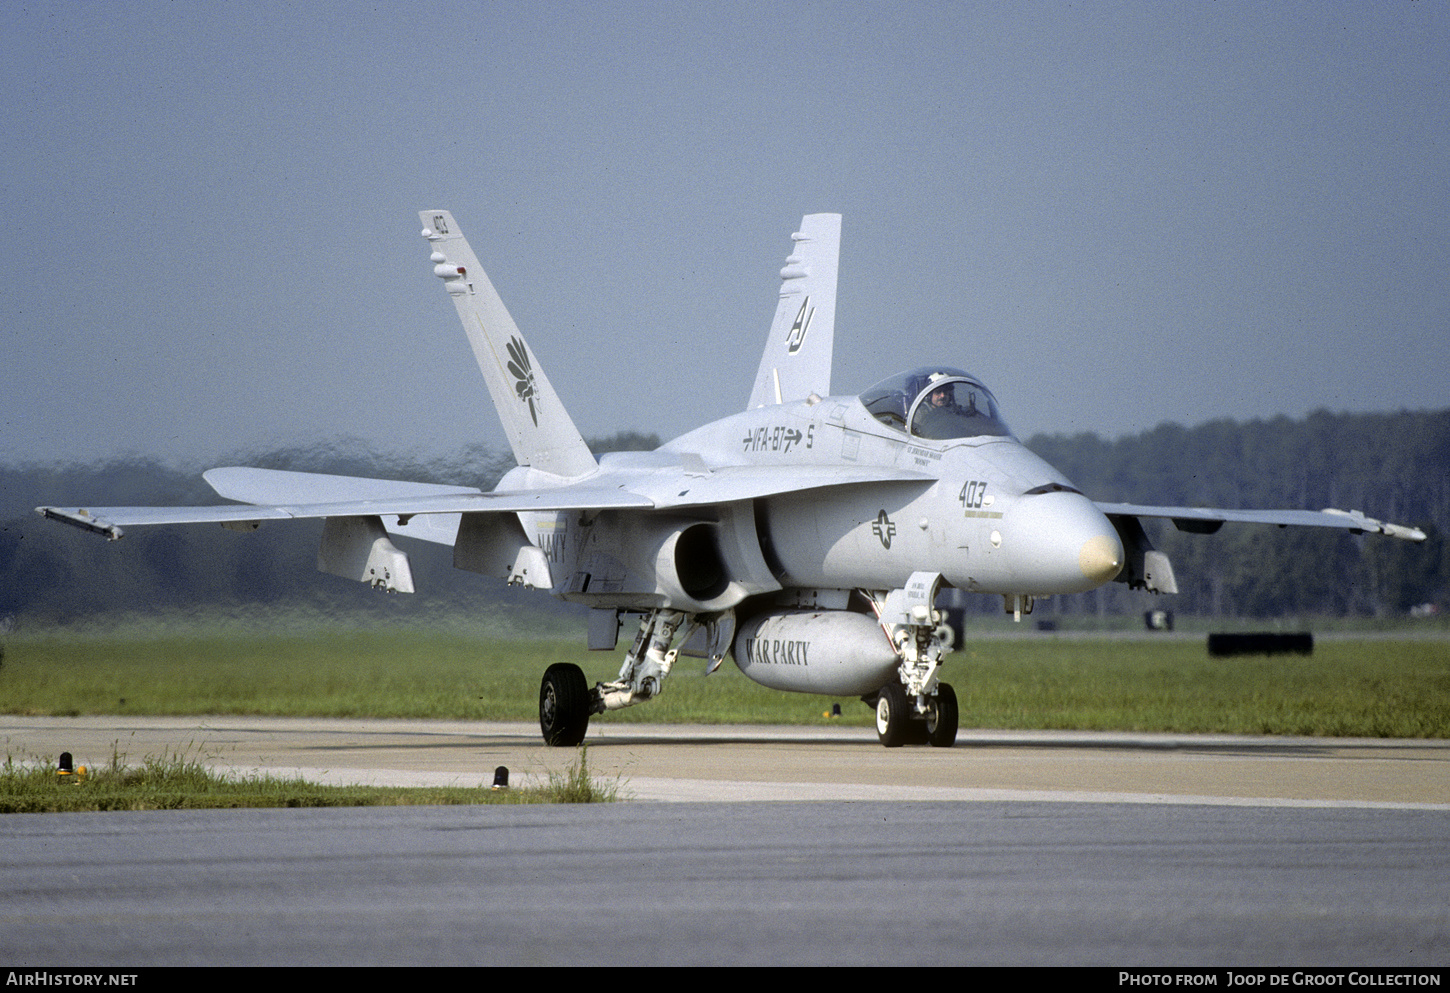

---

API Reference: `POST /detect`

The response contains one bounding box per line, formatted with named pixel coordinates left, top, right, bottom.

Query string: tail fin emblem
left=785, top=297, right=814, bottom=354
left=506, top=336, right=539, bottom=426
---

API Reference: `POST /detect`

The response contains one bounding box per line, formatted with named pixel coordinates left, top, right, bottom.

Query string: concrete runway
left=4, top=714, right=1448, bottom=806
left=4, top=717, right=1448, bottom=966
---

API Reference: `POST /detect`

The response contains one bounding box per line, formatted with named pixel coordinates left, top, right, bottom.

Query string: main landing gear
left=535, top=595, right=962, bottom=749
left=539, top=663, right=591, bottom=746
left=538, top=608, right=713, bottom=746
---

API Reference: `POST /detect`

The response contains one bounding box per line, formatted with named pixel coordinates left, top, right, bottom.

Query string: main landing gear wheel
left=926, top=682, right=958, bottom=748
left=875, top=682, right=915, bottom=748
left=539, top=662, right=591, bottom=746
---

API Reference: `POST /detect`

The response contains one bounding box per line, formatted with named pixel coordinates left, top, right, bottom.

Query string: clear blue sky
left=4, top=2, right=1446, bottom=469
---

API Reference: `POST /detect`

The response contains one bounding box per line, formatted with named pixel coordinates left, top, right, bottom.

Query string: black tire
left=539, top=663, right=591, bottom=746
left=926, top=682, right=958, bottom=748
left=875, top=681, right=913, bottom=748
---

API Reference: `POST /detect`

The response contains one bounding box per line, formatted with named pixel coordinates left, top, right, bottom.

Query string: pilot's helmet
left=924, top=372, right=955, bottom=405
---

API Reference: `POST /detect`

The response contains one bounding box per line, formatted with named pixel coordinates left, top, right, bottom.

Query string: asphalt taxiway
left=5, top=715, right=1448, bottom=806
left=3, top=717, right=1447, bottom=966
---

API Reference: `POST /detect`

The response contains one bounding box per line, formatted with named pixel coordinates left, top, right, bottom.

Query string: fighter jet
left=38, top=211, right=1426, bottom=748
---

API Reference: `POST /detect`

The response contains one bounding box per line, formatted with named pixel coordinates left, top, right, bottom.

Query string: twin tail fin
left=746, top=213, right=841, bottom=409
left=421, top=210, right=597, bottom=478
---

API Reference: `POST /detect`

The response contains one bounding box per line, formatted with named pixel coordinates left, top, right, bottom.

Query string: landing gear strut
left=537, top=608, right=713, bottom=746
left=870, top=571, right=959, bottom=748
left=594, top=609, right=692, bottom=713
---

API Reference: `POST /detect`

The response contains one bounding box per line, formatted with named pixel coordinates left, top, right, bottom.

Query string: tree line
left=1028, top=409, right=1448, bottom=619
left=2, top=414, right=1444, bottom=625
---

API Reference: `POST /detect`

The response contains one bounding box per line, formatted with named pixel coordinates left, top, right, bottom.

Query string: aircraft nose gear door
left=871, top=571, right=958, bottom=748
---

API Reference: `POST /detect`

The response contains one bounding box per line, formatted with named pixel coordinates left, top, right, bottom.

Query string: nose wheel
left=875, top=682, right=914, bottom=747
left=925, top=683, right=958, bottom=748
left=875, top=681, right=958, bottom=748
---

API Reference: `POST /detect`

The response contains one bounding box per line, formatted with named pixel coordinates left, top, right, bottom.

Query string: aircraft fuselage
left=508, top=392, right=1125, bottom=611
left=35, top=209, right=1425, bottom=748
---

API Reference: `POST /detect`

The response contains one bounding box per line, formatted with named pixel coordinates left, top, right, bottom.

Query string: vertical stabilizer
left=746, top=213, right=841, bottom=409
left=420, top=210, right=597, bottom=478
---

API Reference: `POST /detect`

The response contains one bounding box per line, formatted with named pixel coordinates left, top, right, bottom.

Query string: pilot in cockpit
left=860, top=366, right=1012, bottom=439
left=927, top=379, right=975, bottom=415
left=914, top=375, right=976, bottom=436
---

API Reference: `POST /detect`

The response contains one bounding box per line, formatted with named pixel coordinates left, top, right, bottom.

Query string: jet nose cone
left=1079, top=532, right=1125, bottom=585
left=1000, top=491, right=1124, bottom=594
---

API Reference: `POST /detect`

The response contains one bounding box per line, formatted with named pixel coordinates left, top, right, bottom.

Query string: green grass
left=0, top=744, right=618, bottom=813
left=2, top=615, right=1448, bottom=738
left=949, top=639, right=1450, bottom=738
left=0, top=625, right=857, bottom=726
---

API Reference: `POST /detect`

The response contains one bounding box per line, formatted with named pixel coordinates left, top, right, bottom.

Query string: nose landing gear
left=874, top=680, right=958, bottom=748
left=869, top=571, right=959, bottom=748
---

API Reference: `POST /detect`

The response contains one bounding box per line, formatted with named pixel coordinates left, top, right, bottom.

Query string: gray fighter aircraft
left=39, top=211, right=1426, bottom=748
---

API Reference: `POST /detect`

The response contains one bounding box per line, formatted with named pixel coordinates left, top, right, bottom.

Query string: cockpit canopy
left=859, top=366, right=1012, bottom=440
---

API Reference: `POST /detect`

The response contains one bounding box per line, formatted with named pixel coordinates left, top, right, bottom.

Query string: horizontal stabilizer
left=204, top=467, right=487, bottom=546
left=204, top=467, right=480, bottom=505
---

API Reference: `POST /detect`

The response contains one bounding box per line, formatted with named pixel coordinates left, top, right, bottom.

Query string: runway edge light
left=56, top=751, right=87, bottom=784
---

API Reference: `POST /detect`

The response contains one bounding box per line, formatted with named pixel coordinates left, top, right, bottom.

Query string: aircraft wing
left=37, top=464, right=932, bottom=541
left=36, top=467, right=655, bottom=542
left=36, top=490, right=658, bottom=540
left=37, top=503, right=298, bottom=537
left=203, top=464, right=933, bottom=513
left=1096, top=502, right=1427, bottom=541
